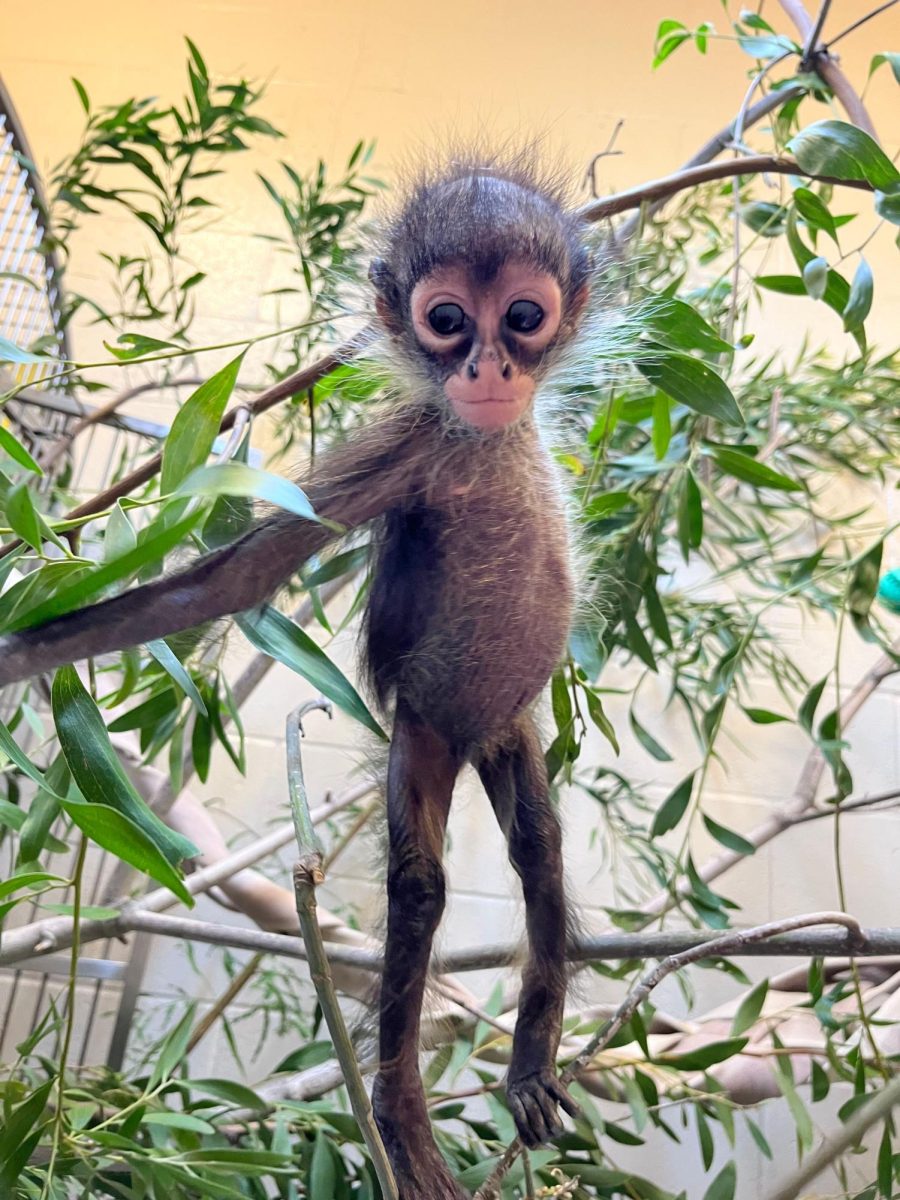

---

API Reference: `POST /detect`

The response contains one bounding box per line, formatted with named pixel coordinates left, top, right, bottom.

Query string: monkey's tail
left=0, top=515, right=328, bottom=689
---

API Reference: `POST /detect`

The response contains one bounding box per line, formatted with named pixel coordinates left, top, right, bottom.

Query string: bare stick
left=285, top=699, right=398, bottom=1200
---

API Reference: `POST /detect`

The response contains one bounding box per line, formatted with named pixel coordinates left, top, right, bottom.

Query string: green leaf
left=802, top=256, right=828, bottom=300
left=0, top=715, right=59, bottom=794
left=63, top=798, right=192, bottom=906
left=0, top=335, right=56, bottom=366
left=141, top=1112, right=216, bottom=1133
left=104, top=334, right=180, bottom=361
left=743, top=706, right=790, bottom=724
left=182, top=1078, right=266, bottom=1110
left=702, top=1161, right=736, bottom=1200
left=177, top=462, right=325, bottom=525
left=742, top=201, right=788, bottom=236
left=732, top=978, right=768, bottom=1035
left=792, top=187, right=839, bottom=243
left=702, top=814, right=754, bottom=856
left=584, top=688, right=620, bottom=754
left=149, top=1005, right=196, bottom=1086
left=877, top=1120, right=892, bottom=1198
left=660, top=1037, right=748, bottom=1070
left=7, top=510, right=202, bottom=631
left=52, top=666, right=196, bottom=874
left=869, top=52, right=900, bottom=84
left=636, top=353, right=743, bottom=425
left=104, top=502, right=137, bottom=561
left=237, top=606, right=386, bottom=739
left=71, top=77, right=90, bottom=113
left=630, top=709, right=672, bottom=762
left=652, top=393, right=671, bottom=460
left=637, top=298, right=732, bottom=354
left=799, top=675, right=828, bottom=733
left=160, top=353, right=245, bottom=493
left=842, top=258, right=873, bottom=332
left=651, top=772, right=695, bottom=837
left=4, top=484, right=43, bottom=551
left=708, top=445, right=801, bottom=491
left=0, top=871, right=67, bottom=902
left=0, top=424, right=43, bottom=475
left=874, top=188, right=900, bottom=225
left=677, top=469, right=703, bottom=561
left=147, top=640, right=207, bottom=715
left=310, top=1131, right=337, bottom=1200
left=737, top=32, right=795, bottom=58
left=848, top=541, right=883, bottom=635
left=788, top=120, right=900, bottom=192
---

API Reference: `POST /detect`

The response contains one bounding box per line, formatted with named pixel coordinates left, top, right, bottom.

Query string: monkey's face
left=409, top=263, right=567, bottom=433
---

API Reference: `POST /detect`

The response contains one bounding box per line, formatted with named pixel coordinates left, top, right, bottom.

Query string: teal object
left=878, top=569, right=900, bottom=614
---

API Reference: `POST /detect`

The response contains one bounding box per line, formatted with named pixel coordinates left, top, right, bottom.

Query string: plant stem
left=41, top=834, right=87, bottom=1200
left=285, top=700, right=398, bottom=1200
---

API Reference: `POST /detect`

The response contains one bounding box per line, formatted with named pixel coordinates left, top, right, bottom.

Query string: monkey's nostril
left=501, top=361, right=512, bottom=380
left=467, top=360, right=479, bottom=380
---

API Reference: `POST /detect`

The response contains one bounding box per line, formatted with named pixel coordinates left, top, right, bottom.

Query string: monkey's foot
left=507, top=1070, right=580, bottom=1149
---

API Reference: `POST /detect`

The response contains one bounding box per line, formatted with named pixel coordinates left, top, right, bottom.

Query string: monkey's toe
left=507, top=1071, right=580, bottom=1148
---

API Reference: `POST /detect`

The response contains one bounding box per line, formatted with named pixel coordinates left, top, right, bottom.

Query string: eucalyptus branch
left=580, top=154, right=872, bottom=224
left=0, top=786, right=363, bottom=967
left=285, top=699, right=399, bottom=1200
left=637, top=641, right=900, bottom=920
left=474, top=912, right=865, bottom=1200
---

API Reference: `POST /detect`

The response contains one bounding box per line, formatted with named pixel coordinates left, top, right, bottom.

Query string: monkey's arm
left=0, top=411, right=426, bottom=688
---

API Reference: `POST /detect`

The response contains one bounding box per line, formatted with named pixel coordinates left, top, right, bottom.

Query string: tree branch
left=779, top=0, right=880, bottom=139
left=579, top=154, right=872, bottom=224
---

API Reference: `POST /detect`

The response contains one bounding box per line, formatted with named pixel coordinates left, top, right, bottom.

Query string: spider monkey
left=0, top=152, right=594, bottom=1200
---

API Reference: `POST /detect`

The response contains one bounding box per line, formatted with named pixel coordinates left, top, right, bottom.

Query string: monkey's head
left=370, top=161, right=591, bottom=433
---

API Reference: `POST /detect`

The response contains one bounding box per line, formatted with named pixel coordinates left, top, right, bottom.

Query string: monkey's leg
left=478, top=717, right=579, bottom=1149
left=373, top=703, right=465, bottom=1200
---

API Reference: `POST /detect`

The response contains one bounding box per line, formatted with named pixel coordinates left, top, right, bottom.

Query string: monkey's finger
left=517, top=1091, right=552, bottom=1146
left=547, top=1076, right=581, bottom=1119
left=507, top=1093, right=537, bottom=1147
left=532, top=1087, right=565, bottom=1139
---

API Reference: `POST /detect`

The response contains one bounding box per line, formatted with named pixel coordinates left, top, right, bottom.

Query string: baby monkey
left=0, top=154, right=593, bottom=1200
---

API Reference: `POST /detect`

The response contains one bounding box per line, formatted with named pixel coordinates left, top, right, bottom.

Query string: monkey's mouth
left=449, top=393, right=530, bottom=432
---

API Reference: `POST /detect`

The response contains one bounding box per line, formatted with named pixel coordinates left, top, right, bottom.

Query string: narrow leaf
left=160, top=353, right=245, bottom=493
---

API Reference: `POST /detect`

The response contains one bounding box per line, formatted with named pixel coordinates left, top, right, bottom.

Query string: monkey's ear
left=369, top=257, right=404, bottom=334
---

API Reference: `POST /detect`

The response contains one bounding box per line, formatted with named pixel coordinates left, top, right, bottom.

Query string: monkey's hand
left=507, top=1069, right=580, bottom=1148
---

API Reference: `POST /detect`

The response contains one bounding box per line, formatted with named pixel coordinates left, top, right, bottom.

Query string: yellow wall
left=4, top=0, right=899, bottom=371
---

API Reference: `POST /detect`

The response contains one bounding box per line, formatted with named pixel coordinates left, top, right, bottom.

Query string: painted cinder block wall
left=3, top=2, right=899, bottom=1194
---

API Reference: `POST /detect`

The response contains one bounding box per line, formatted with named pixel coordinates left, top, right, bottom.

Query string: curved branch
left=579, top=154, right=872, bottom=224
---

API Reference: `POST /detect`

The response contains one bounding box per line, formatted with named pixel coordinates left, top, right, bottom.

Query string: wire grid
left=0, top=78, right=171, bottom=1071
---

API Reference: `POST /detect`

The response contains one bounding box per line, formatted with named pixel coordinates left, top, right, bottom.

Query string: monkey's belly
left=390, top=559, right=573, bottom=745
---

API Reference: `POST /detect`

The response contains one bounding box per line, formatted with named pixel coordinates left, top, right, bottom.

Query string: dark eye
left=427, top=303, right=466, bottom=336
left=506, top=300, right=545, bottom=334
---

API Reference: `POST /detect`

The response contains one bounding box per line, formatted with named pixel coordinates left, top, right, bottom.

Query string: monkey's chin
left=450, top=396, right=531, bottom=433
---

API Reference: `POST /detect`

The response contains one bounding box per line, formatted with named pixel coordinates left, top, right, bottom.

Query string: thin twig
left=285, top=700, right=399, bottom=1200
left=802, top=0, right=833, bottom=61
left=185, top=951, right=263, bottom=1054
left=765, top=1072, right=900, bottom=1200
left=476, top=913, right=865, bottom=1199
left=826, top=0, right=900, bottom=48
